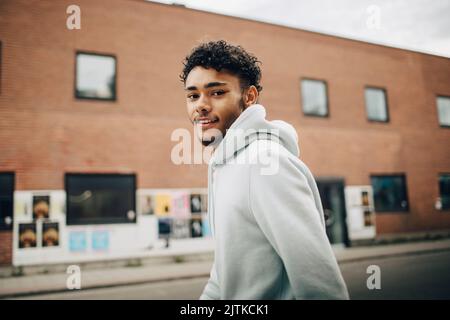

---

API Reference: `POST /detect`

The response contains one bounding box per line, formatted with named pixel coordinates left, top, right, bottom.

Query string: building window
left=301, top=79, right=328, bottom=117
left=436, top=96, right=450, bottom=127
left=75, top=52, right=117, bottom=101
left=65, top=173, right=136, bottom=225
left=0, top=173, right=14, bottom=231
left=439, top=174, right=450, bottom=210
left=365, top=87, right=389, bottom=122
left=371, top=174, right=409, bottom=212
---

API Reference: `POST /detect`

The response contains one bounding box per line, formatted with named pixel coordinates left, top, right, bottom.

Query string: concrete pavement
left=1, top=238, right=450, bottom=299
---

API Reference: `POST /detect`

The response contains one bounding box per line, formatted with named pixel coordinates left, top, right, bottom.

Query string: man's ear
left=243, top=85, right=259, bottom=107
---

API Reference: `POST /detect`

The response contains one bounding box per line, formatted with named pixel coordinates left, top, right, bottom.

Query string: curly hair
left=180, top=40, right=263, bottom=92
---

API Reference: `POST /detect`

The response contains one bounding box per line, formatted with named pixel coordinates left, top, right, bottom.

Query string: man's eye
left=212, top=91, right=225, bottom=96
left=188, top=94, right=199, bottom=100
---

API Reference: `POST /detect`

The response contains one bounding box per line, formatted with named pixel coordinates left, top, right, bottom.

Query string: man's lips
left=194, top=117, right=219, bottom=129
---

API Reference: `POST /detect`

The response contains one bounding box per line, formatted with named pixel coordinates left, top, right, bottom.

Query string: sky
left=148, top=0, right=450, bottom=58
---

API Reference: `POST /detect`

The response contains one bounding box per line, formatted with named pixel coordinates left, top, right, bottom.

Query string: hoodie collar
left=211, top=104, right=300, bottom=166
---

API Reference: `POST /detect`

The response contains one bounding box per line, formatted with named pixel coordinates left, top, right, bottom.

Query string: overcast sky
left=149, top=0, right=450, bottom=58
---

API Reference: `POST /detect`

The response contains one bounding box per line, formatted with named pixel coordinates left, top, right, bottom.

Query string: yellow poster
left=155, top=194, right=172, bottom=216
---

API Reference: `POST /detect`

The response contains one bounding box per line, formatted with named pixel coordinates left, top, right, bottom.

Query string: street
left=15, top=250, right=450, bottom=300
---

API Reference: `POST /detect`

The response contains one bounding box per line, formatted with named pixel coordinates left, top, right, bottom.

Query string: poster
left=14, top=191, right=30, bottom=219
left=201, top=213, right=211, bottom=237
left=158, top=218, right=172, bottom=238
left=190, top=217, right=203, bottom=238
left=18, top=223, right=37, bottom=249
left=362, top=191, right=370, bottom=206
left=344, top=186, right=376, bottom=240
left=172, top=192, right=190, bottom=219
left=140, top=195, right=155, bottom=215
left=92, top=230, right=109, bottom=251
left=200, top=194, right=208, bottom=213
left=190, top=194, right=202, bottom=214
left=364, top=210, right=375, bottom=227
left=171, top=219, right=190, bottom=239
left=42, top=222, right=59, bottom=247
left=155, top=194, right=171, bottom=216
left=69, top=231, right=87, bottom=252
left=33, top=195, right=50, bottom=220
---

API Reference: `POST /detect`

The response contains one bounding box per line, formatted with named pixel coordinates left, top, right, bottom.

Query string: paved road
left=341, top=250, right=450, bottom=299
left=16, top=250, right=450, bottom=300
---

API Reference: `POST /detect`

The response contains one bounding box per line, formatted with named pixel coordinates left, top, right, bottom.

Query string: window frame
left=364, top=86, right=390, bottom=123
left=65, top=173, right=136, bottom=226
left=370, top=173, right=410, bottom=213
left=74, top=50, right=117, bottom=102
left=300, top=77, right=330, bottom=118
left=436, top=95, right=450, bottom=128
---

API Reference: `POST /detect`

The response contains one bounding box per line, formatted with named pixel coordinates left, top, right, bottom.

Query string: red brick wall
left=0, top=0, right=449, bottom=238
left=0, top=231, right=12, bottom=265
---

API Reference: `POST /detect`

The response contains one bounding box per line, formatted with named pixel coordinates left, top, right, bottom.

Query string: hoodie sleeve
left=248, top=146, right=349, bottom=299
left=199, top=261, right=220, bottom=300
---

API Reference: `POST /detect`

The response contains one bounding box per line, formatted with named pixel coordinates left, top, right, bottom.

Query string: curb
left=336, top=246, right=450, bottom=264
left=1, top=272, right=211, bottom=300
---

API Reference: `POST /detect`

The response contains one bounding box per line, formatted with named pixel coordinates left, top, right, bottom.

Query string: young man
left=180, top=40, right=349, bottom=299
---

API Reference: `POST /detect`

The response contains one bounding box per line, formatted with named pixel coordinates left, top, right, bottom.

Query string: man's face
left=185, top=66, right=245, bottom=146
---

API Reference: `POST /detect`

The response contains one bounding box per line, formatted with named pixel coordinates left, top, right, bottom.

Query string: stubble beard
left=199, top=97, right=246, bottom=147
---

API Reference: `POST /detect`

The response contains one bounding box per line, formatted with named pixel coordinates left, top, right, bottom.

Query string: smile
left=195, top=118, right=219, bottom=128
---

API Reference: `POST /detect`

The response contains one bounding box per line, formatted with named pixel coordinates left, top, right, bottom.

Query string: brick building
left=0, top=0, right=449, bottom=266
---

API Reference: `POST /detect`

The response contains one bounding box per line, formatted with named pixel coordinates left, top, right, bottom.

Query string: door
left=316, top=179, right=349, bottom=247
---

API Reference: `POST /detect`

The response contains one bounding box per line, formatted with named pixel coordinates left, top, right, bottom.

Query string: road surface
left=16, top=250, right=450, bottom=300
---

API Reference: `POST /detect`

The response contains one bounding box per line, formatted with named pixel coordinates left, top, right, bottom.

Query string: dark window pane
left=0, top=173, right=14, bottom=230
left=75, top=52, right=116, bottom=100
left=66, top=174, right=136, bottom=225
left=371, top=175, right=409, bottom=212
left=301, top=79, right=328, bottom=116
left=439, top=174, right=450, bottom=210
left=0, top=41, right=2, bottom=94
left=365, top=87, right=388, bottom=122
left=436, top=96, right=450, bottom=127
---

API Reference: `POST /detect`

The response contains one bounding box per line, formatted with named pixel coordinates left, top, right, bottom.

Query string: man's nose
left=195, top=95, right=212, bottom=114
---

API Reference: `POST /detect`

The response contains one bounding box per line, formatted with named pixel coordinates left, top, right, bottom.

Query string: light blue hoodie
left=200, top=104, right=349, bottom=300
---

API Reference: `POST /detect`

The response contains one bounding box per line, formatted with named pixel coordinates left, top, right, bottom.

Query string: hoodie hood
left=211, top=104, right=300, bottom=165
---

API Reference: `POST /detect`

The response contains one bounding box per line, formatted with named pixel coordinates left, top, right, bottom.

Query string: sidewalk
left=1, top=238, right=450, bottom=299
left=1, top=238, right=216, bottom=277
